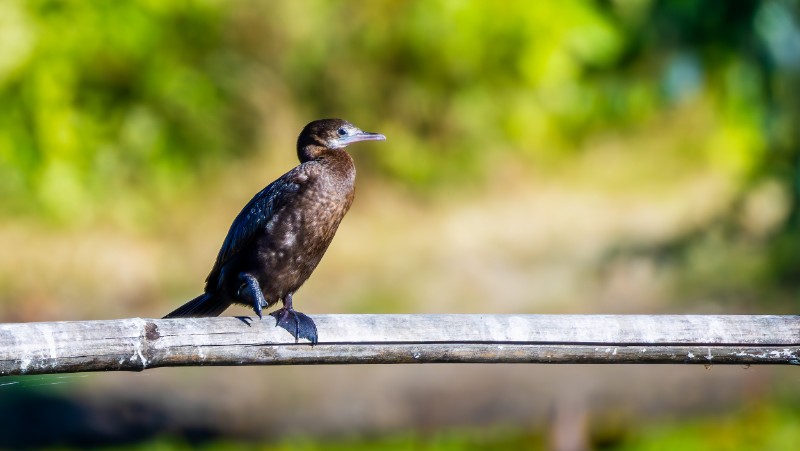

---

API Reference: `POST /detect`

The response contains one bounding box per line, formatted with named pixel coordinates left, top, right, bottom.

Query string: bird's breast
left=294, top=173, right=354, bottom=244
left=259, top=172, right=353, bottom=272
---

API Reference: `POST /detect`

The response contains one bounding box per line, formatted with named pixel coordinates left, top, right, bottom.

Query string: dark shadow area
left=0, top=389, right=225, bottom=449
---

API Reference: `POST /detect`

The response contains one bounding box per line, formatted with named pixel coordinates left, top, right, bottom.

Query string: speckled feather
left=211, top=172, right=302, bottom=283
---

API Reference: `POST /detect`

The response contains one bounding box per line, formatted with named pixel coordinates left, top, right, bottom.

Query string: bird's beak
left=340, top=131, right=386, bottom=145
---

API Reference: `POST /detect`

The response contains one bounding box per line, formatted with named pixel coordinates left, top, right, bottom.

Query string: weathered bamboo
left=1, top=315, right=799, bottom=375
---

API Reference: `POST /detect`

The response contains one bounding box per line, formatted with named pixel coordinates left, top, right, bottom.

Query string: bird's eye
left=337, top=128, right=347, bottom=136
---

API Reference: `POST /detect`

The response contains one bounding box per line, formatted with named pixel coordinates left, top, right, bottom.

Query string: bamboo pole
left=1, top=314, right=799, bottom=375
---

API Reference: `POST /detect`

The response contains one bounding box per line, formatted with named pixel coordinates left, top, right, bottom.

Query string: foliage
left=112, top=427, right=544, bottom=451
left=0, top=1, right=794, bottom=210
left=0, top=0, right=261, bottom=221
left=616, top=402, right=800, bottom=451
left=100, top=402, right=800, bottom=450
left=0, top=0, right=798, bottom=280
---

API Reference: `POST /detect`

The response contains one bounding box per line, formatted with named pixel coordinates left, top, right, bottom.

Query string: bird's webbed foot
left=272, top=308, right=318, bottom=344
left=238, top=273, right=269, bottom=319
left=270, top=293, right=318, bottom=344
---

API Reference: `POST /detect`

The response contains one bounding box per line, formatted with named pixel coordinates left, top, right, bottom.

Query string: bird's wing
left=206, top=167, right=306, bottom=287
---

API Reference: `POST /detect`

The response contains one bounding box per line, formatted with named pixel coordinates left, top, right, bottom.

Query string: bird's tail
left=163, top=293, right=231, bottom=318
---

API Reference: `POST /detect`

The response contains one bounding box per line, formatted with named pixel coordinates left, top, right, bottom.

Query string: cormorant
left=164, top=119, right=386, bottom=344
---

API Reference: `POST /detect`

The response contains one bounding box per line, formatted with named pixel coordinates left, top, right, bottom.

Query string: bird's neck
left=297, top=144, right=349, bottom=165
left=298, top=146, right=355, bottom=182
left=318, top=148, right=355, bottom=173
left=297, top=143, right=325, bottom=162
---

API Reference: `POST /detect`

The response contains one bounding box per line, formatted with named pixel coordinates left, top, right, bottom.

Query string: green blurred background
left=1, top=0, right=799, bottom=449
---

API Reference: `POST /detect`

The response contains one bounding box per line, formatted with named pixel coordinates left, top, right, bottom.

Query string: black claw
left=271, top=308, right=318, bottom=344
left=253, top=294, right=263, bottom=320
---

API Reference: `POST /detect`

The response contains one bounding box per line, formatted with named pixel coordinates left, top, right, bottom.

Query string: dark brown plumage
left=164, top=119, right=386, bottom=343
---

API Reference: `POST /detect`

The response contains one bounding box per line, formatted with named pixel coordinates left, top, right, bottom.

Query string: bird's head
left=297, top=119, right=386, bottom=162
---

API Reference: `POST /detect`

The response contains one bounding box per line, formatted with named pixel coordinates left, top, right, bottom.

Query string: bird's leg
left=271, top=292, right=318, bottom=344
left=238, top=273, right=269, bottom=319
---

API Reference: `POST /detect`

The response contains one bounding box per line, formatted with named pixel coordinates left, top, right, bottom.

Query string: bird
left=164, top=119, right=386, bottom=344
